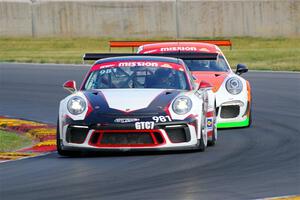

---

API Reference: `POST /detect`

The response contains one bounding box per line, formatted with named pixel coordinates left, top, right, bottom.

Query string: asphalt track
left=0, top=63, right=299, bottom=200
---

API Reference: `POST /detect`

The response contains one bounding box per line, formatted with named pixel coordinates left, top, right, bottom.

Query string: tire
left=207, top=126, right=217, bottom=146
left=197, top=134, right=207, bottom=152
left=197, top=110, right=208, bottom=152
left=56, top=119, right=80, bottom=157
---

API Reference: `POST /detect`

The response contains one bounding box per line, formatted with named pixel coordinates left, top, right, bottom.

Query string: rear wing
left=83, top=52, right=218, bottom=63
left=109, top=40, right=232, bottom=51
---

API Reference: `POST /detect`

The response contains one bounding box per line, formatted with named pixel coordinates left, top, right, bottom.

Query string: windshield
left=183, top=56, right=230, bottom=72
left=84, top=66, right=189, bottom=90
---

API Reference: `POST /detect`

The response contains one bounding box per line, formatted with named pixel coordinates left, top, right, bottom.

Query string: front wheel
left=207, top=125, right=217, bottom=146
left=197, top=128, right=208, bottom=152
left=197, top=112, right=208, bottom=152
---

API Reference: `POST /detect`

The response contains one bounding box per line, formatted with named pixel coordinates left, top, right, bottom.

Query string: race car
left=134, top=41, right=251, bottom=128
left=57, top=55, right=216, bottom=156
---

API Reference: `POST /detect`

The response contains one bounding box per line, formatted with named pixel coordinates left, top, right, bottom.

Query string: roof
left=139, top=42, right=221, bottom=54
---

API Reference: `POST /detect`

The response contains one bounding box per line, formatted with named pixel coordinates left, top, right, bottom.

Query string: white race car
left=57, top=55, right=216, bottom=156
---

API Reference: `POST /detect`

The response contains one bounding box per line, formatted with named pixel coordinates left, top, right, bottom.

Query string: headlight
left=67, top=96, right=86, bottom=115
left=226, top=77, right=243, bottom=95
left=172, top=96, right=192, bottom=115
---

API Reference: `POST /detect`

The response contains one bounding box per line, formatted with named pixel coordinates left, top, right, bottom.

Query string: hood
left=83, top=89, right=180, bottom=115
left=192, top=71, right=229, bottom=92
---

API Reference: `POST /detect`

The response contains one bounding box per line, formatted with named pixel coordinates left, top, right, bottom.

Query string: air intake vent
left=66, top=127, right=89, bottom=144
left=220, top=105, right=240, bottom=118
left=166, top=126, right=190, bottom=143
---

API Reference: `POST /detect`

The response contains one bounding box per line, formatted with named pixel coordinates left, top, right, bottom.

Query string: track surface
left=0, top=63, right=299, bottom=200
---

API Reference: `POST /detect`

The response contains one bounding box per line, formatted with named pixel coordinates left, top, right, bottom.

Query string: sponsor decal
left=143, top=49, right=158, bottom=54
left=207, top=118, right=213, bottom=130
left=118, top=62, right=159, bottom=67
left=135, top=121, right=155, bottom=130
left=93, top=61, right=185, bottom=72
left=160, top=47, right=197, bottom=52
left=114, top=118, right=140, bottom=123
left=199, top=48, right=209, bottom=52
left=99, top=64, right=116, bottom=69
left=161, top=63, right=172, bottom=68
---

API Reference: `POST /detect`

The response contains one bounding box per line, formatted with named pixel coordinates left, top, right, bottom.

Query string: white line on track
left=0, top=152, right=53, bottom=164
left=255, top=194, right=300, bottom=200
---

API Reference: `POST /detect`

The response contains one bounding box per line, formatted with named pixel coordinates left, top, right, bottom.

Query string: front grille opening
left=166, top=126, right=190, bottom=143
left=101, top=132, right=153, bottom=145
left=220, top=105, right=240, bottom=118
left=66, top=127, right=89, bottom=144
left=89, top=131, right=164, bottom=146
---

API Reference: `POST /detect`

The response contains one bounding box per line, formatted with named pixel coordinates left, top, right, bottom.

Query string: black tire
left=197, top=110, right=207, bottom=152
left=197, top=134, right=206, bottom=152
left=56, top=119, right=80, bottom=157
left=207, top=129, right=216, bottom=146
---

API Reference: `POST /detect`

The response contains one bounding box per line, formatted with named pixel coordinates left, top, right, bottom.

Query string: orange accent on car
left=246, top=80, right=252, bottom=116
left=192, top=71, right=229, bottom=92
left=109, top=40, right=232, bottom=48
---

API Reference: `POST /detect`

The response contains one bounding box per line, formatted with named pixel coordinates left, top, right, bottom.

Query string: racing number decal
left=135, top=122, right=155, bottom=130
left=99, top=68, right=117, bottom=75
left=152, top=116, right=172, bottom=123
left=135, top=116, right=172, bottom=130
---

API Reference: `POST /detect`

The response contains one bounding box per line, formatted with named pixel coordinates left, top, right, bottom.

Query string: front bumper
left=216, top=100, right=250, bottom=128
left=60, top=120, right=199, bottom=151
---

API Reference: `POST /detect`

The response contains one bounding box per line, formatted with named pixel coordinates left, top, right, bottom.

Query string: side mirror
left=236, top=64, right=248, bottom=75
left=63, top=80, right=77, bottom=93
left=198, top=81, right=213, bottom=90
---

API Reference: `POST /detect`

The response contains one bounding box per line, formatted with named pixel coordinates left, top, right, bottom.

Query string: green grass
left=222, top=37, right=300, bottom=71
left=0, top=37, right=299, bottom=71
left=0, top=130, right=32, bottom=152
